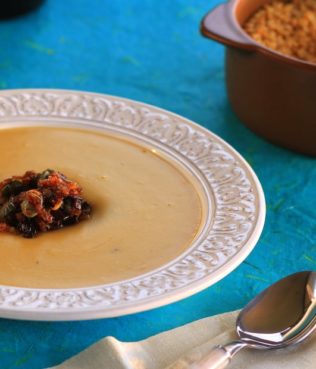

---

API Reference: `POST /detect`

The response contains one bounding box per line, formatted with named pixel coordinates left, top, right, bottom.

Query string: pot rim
left=201, top=0, right=316, bottom=70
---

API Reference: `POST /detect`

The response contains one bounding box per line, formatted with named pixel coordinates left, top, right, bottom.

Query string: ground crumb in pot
left=243, top=0, right=316, bottom=63
left=0, top=169, right=92, bottom=238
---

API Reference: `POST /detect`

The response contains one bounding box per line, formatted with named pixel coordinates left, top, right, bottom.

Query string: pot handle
left=201, top=4, right=255, bottom=50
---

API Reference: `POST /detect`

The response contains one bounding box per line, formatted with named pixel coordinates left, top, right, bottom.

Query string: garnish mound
left=0, top=169, right=92, bottom=238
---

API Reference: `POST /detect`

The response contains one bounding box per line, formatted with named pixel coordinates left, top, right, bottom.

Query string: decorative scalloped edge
left=0, top=91, right=261, bottom=311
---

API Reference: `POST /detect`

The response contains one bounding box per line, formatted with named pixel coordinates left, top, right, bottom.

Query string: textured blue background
left=0, top=1, right=315, bottom=368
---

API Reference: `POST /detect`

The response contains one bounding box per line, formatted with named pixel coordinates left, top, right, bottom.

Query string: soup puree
left=0, top=126, right=202, bottom=288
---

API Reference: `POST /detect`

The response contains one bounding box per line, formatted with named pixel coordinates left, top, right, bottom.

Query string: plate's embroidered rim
left=0, top=90, right=265, bottom=315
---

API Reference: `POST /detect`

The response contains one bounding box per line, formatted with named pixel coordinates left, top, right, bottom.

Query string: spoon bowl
left=237, top=271, right=316, bottom=349
left=168, top=271, right=316, bottom=369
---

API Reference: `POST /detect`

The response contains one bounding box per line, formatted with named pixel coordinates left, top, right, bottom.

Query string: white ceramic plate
left=0, top=89, right=265, bottom=321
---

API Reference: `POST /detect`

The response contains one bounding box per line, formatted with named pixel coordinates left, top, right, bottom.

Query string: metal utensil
left=168, top=271, right=316, bottom=369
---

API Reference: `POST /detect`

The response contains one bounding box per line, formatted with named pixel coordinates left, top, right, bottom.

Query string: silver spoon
left=167, top=271, right=316, bottom=369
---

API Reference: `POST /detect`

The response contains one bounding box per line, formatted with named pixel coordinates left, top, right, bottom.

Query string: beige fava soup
left=0, top=126, right=202, bottom=288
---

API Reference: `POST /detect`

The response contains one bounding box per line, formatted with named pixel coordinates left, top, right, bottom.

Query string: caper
left=0, top=201, right=16, bottom=221
left=39, top=169, right=54, bottom=180
left=1, top=180, right=24, bottom=198
left=63, top=197, right=73, bottom=214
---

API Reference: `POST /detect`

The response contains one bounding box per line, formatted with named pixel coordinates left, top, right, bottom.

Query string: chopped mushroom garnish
left=0, top=169, right=92, bottom=238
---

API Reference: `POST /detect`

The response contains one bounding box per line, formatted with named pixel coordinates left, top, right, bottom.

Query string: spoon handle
left=166, top=341, right=246, bottom=369
left=188, top=346, right=231, bottom=369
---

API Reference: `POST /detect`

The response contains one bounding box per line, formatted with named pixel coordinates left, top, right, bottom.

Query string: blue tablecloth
left=0, top=1, right=315, bottom=368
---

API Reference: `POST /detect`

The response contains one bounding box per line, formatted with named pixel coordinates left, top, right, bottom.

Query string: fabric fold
left=50, top=311, right=316, bottom=369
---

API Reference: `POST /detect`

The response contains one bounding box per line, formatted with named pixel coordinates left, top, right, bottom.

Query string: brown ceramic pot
left=201, top=0, right=316, bottom=156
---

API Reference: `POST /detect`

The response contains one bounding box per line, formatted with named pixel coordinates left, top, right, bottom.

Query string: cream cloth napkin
left=50, top=311, right=315, bottom=369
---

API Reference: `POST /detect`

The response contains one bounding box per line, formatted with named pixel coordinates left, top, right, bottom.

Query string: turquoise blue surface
left=0, top=1, right=315, bottom=368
